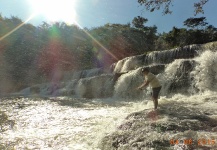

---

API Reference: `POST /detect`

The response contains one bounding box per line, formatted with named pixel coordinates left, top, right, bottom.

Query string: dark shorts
left=152, top=86, right=161, bottom=99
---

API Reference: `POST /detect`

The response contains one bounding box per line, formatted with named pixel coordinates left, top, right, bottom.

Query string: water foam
left=0, top=98, right=146, bottom=150
left=191, top=50, right=217, bottom=92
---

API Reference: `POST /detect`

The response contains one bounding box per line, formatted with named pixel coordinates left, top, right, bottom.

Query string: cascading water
left=99, top=49, right=217, bottom=150
left=191, top=50, right=217, bottom=92
left=1, top=42, right=217, bottom=149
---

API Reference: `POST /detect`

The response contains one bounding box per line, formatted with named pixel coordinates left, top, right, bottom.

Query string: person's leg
left=153, top=97, right=158, bottom=109
left=152, top=87, right=161, bottom=110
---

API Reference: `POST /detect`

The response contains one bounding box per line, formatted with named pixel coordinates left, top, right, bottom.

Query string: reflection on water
left=0, top=97, right=145, bottom=150
left=1, top=92, right=217, bottom=150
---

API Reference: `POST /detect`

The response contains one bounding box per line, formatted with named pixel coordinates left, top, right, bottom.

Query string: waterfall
left=112, top=42, right=217, bottom=73
left=63, top=68, right=104, bottom=81
left=157, top=59, right=196, bottom=96
left=113, top=69, right=144, bottom=99
left=112, top=42, right=217, bottom=99
left=191, top=50, right=217, bottom=92
left=112, top=44, right=198, bottom=73
left=75, top=74, right=114, bottom=99
left=18, top=42, right=217, bottom=99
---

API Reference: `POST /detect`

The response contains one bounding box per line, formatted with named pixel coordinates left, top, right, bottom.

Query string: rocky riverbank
left=99, top=94, right=217, bottom=150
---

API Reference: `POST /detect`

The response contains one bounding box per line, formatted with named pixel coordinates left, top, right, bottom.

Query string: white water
left=148, top=92, right=217, bottom=150
left=191, top=50, right=217, bottom=92
left=0, top=98, right=146, bottom=150
left=1, top=50, right=217, bottom=149
left=1, top=93, right=217, bottom=149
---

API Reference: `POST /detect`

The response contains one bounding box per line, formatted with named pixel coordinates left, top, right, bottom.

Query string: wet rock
left=0, top=111, right=15, bottom=132
left=113, top=72, right=128, bottom=82
left=99, top=102, right=217, bottom=150
left=30, top=86, right=40, bottom=94
left=212, top=127, right=217, bottom=132
left=148, top=64, right=165, bottom=75
left=118, top=121, right=133, bottom=130
left=168, top=60, right=196, bottom=94
left=76, top=74, right=114, bottom=98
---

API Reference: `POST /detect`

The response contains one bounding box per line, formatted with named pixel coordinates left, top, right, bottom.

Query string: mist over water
left=1, top=47, right=217, bottom=149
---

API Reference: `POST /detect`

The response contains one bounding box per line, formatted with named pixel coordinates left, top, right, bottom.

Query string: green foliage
left=0, top=16, right=95, bottom=92
left=194, top=0, right=209, bottom=14
left=184, top=17, right=208, bottom=29
left=132, top=16, right=148, bottom=29
left=138, top=0, right=173, bottom=15
left=138, top=0, right=209, bottom=15
left=157, top=17, right=217, bottom=48
left=89, top=23, right=157, bottom=66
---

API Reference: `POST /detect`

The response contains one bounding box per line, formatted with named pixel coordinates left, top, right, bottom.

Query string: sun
left=28, top=0, right=77, bottom=24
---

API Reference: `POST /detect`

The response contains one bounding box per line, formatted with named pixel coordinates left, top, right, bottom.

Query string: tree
left=194, top=0, right=209, bottom=14
left=183, top=17, right=208, bottom=29
left=138, top=0, right=209, bottom=15
left=132, top=16, right=148, bottom=29
left=204, top=25, right=217, bottom=42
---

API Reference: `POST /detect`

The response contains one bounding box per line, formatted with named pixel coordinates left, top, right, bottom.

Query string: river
left=0, top=97, right=146, bottom=149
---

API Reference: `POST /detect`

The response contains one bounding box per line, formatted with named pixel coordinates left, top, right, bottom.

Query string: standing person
left=137, top=67, right=161, bottom=110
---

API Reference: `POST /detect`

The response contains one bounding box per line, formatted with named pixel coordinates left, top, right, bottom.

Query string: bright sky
left=0, top=0, right=217, bottom=33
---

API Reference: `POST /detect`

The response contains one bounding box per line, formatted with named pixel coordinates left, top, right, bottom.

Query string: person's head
left=141, top=67, right=150, bottom=75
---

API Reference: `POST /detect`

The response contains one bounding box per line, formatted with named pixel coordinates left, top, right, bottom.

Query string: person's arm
left=137, top=80, right=149, bottom=90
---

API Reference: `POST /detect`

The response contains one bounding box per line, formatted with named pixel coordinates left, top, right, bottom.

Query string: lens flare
left=74, top=21, right=119, bottom=61
left=28, top=0, right=77, bottom=24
